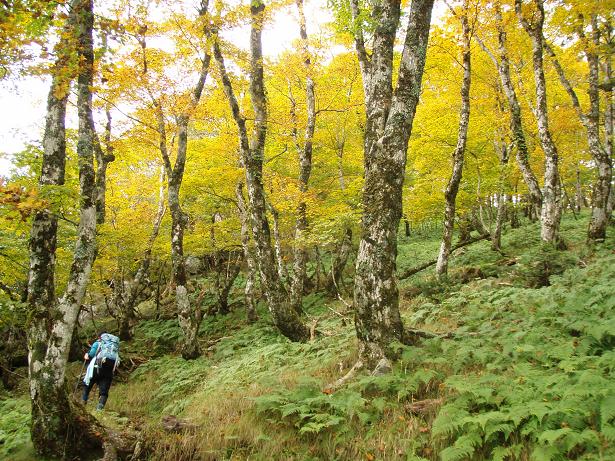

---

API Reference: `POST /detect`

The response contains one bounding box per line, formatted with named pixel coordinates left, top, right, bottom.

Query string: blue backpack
left=96, top=333, right=120, bottom=365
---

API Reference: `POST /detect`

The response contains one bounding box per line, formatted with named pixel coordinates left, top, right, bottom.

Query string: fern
left=439, top=433, right=482, bottom=461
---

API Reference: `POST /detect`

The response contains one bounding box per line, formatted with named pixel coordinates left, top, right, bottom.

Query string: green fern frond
left=440, top=433, right=482, bottom=461
left=600, top=395, right=615, bottom=428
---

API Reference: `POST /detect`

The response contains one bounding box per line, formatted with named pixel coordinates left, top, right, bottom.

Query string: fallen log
left=405, top=398, right=443, bottom=415
left=398, top=233, right=490, bottom=280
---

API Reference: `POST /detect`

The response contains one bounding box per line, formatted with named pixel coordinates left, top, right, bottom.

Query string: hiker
left=82, top=332, right=120, bottom=410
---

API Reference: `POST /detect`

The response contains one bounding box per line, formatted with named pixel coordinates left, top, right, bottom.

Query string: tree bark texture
left=157, top=3, right=211, bottom=359
left=516, top=0, right=562, bottom=244
left=289, top=0, right=316, bottom=315
left=326, top=228, right=353, bottom=296
left=492, top=146, right=510, bottom=252
left=213, top=254, right=241, bottom=315
left=492, top=85, right=511, bottom=252
left=605, top=54, right=614, bottom=222
left=351, top=0, right=435, bottom=367
left=236, top=183, right=259, bottom=322
left=544, top=18, right=611, bottom=242
left=493, top=2, right=542, bottom=215
left=95, top=108, right=115, bottom=224
left=214, top=1, right=309, bottom=342
left=268, top=202, right=289, bottom=284
left=436, top=4, right=471, bottom=277
left=28, top=0, right=106, bottom=456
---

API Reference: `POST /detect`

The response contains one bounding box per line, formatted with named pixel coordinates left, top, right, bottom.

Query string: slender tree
left=492, top=86, right=511, bottom=252
left=289, top=0, right=317, bottom=314
left=236, top=182, right=259, bottom=322
left=156, top=0, right=212, bottom=359
left=436, top=0, right=472, bottom=277
left=545, top=16, right=612, bottom=242
left=114, top=166, right=166, bottom=340
left=214, top=0, right=309, bottom=341
left=515, top=0, right=562, bottom=244
left=494, top=1, right=542, bottom=215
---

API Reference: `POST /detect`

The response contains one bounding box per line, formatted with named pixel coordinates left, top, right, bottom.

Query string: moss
left=0, top=397, right=33, bottom=460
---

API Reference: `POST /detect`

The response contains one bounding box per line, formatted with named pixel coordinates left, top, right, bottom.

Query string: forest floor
left=1, top=212, right=615, bottom=460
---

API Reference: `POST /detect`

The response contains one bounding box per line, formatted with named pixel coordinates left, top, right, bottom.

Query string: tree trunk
left=214, top=1, right=309, bottom=341
left=115, top=166, right=166, bottom=340
left=605, top=54, right=614, bottom=223
left=168, top=144, right=200, bottom=359
left=351, top=0, right=435, bottom=368
left=326, top=228, right=352, bottom=296
left=492, top=85, right=511, bottom=252
left=289, top=0, right=316, bottom=315
left=436, top=3, right=471, bottom=276
left=492, top=2, right=542, bottom=215
left=545, top=17, right=611, bottom=242
left=156, top=3, right=211, bottom=359
left=95, top=108, right=115, bottom=224
left=236, top=183, right=259, bottom=322
left=28, top=1, right=107, bottom=456
left=586, top=18, right=612, bottom=241
left=214, top=254, right=241, bottom=315
left=575, top=166, right=584, bottom=213
left=27, top=10, right=75, bottom=439
left=268, top=202, right=289, bottom=284
left=516, top=0, right=562, bottom=244
left=509, top=193, right=520, bottom=228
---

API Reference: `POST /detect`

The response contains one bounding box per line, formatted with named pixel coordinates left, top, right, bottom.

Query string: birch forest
left=0, top=0, right=614, bottom=459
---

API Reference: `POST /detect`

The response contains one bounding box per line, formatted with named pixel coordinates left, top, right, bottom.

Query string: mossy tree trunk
left=236, top=182, right=259, bottom=322
left=214, top=0, right=309, bottom=342
left=326, top=228, right=353, bottom=296
left=350, top=0, right=435, bottom=368
left=605, top=53, right=614, bottom=223
left=545, top=18, right=611, bottom=242
left=27, top=0, right=108, bottom=456
left=155, top=1, right=211, bottom=359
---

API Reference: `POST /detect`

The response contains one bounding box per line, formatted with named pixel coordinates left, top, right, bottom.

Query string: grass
left=2, top=212, right=614, bottom=460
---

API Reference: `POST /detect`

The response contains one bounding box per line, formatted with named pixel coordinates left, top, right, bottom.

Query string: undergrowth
left=2, top=214, right=614, bottom=460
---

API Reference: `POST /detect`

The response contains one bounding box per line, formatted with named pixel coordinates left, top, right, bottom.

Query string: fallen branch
left=326, top=304, right=351, bottom=320
left=398, top=233, right=490, bottom=280
left=203, top=335, right=233, bottom=351
left=403, top=328, right=455, bottom=346
left=403, top=327, right=481, bottom=345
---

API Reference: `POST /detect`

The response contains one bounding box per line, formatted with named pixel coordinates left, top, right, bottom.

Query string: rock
left=161, top=415, right=198, bottom=433
left=371, top=358, right=392, bottom=376
left=185, top=256, right=203, bottom=275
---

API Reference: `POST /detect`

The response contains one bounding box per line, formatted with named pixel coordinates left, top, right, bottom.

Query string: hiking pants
left=82, top=359, right=115, bottom=407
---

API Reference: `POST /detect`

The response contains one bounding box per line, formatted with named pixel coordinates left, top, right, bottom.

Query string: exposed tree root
left=309, top=315, right=322, bottom=341
left=324, top=360, right=364, bottom=393
left=59, top=396, right=140, bottom=461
